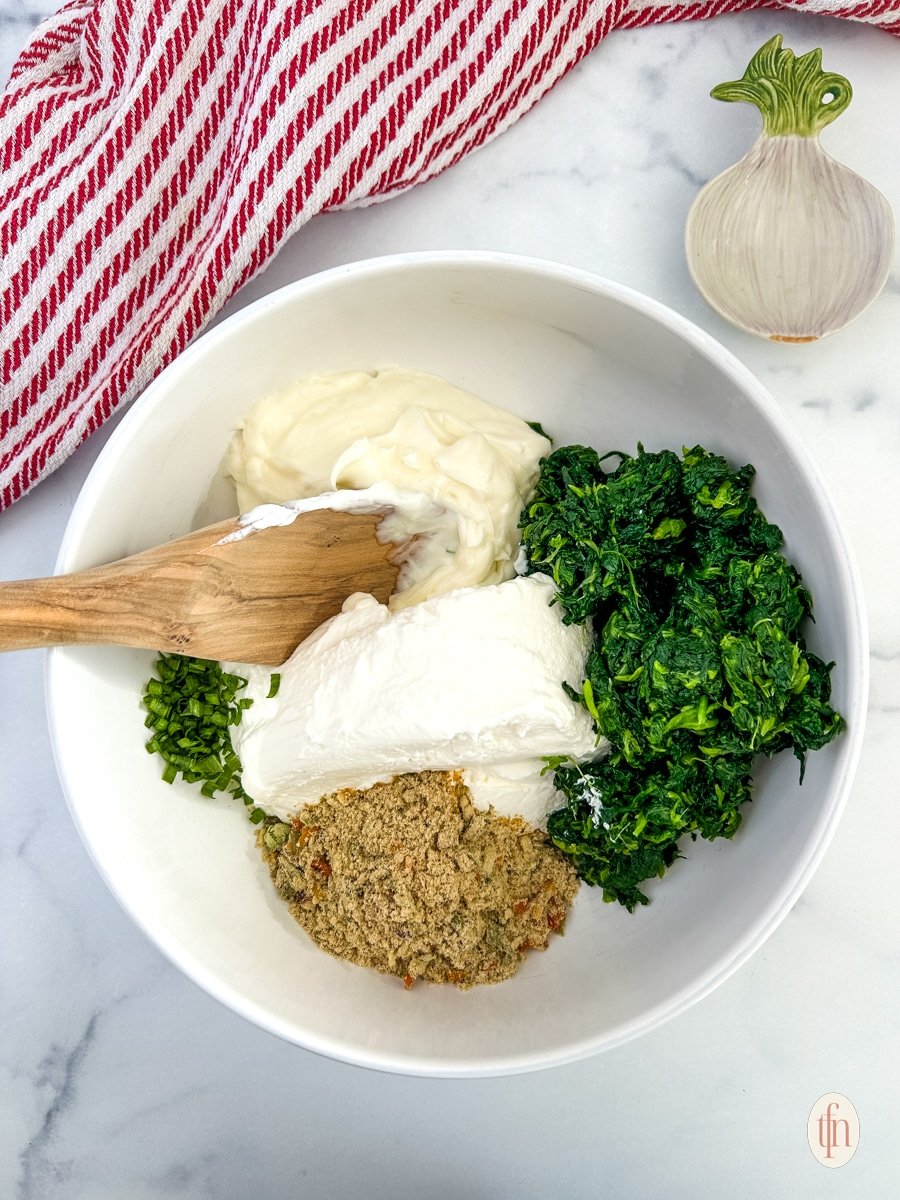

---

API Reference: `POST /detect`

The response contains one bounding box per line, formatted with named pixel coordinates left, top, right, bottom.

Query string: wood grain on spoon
left=0, top=509, right=401, bottom=665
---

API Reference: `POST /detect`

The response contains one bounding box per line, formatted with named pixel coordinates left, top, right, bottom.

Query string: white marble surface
left=2, top=7, right=899, bottom=1197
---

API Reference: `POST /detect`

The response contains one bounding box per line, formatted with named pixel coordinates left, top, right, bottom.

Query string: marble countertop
left=2, top=8, right=898, bottom=1198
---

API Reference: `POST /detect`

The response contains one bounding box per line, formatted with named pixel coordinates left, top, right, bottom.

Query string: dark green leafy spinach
left=521, top=443, right=844, bottom=910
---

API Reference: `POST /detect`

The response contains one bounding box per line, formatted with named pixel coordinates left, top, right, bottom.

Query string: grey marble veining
left=2, top=7, right=899, bottom=1198
left=0, top=0, right=45, bottom=87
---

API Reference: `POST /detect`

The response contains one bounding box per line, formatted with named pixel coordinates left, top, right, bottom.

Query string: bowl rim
left=45, top=249, right=869, bottom=1078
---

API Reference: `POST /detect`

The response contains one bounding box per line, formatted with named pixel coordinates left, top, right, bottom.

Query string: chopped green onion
left=141, top=653, right=263, bottom=823
left=267, top=673, right=282, bottom=699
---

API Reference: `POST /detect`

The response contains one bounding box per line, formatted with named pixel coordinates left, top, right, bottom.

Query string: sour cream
left=233, top=574, right=604, bottom=827
left=226, top=367, right=550, bottom=607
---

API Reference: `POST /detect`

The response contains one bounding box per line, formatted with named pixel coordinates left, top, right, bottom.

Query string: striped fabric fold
left=1, top=0, right=897, bottom=508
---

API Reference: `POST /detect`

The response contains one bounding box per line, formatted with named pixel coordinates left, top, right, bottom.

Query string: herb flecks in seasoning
left=260, top=771, right=579, bottom=989
left=142, top=653, right=266, bottom=822
left=520, top=444, right=844, bottom=910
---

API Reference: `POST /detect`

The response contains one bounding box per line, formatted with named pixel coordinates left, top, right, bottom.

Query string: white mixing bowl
left=46, top=252, right=867, bottom=1077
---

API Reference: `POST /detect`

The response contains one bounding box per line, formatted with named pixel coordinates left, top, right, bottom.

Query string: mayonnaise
left=226, top=367, right=550, bottom=607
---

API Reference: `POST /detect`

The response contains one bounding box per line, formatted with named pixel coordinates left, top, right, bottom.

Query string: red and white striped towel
left=2, top=0, right=898, bottom=510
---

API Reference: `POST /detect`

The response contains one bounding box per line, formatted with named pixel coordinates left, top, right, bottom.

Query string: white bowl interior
left=47, top=255, right=866, bottom=1076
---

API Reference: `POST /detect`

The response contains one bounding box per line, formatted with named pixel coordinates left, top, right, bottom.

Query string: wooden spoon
left=0, top=508, right=401, bottom=666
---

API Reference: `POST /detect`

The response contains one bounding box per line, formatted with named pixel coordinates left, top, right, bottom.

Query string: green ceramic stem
left=711, top=34, right=852, bottom=138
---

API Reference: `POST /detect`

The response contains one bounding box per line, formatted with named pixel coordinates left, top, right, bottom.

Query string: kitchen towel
left=2, top=0, right=898, bottom=509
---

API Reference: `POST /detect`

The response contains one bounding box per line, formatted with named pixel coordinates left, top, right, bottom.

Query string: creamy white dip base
left=225, top=367, right=600, bottom=826
left=226, top=367, right=551, bottom=608
left=232, top=574, right=605, bottom=828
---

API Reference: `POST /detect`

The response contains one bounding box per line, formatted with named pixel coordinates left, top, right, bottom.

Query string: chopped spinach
left=526, top=419, right=553, bottom=440
left=520, top=443, right=844, bottom=910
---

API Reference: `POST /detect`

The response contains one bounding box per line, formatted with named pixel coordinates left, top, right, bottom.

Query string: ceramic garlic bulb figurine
left=685, top=34, right=894, bottom=343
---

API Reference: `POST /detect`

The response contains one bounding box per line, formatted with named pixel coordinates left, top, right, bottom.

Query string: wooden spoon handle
left=0, top=512, right=398, bottom=662
left=0, top=567, right=159, bottom=652
left=0, top=518, right=242, bottom=654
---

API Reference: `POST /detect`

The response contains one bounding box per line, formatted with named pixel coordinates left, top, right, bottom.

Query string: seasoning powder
left=259, top=771, right=579, bottom=989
